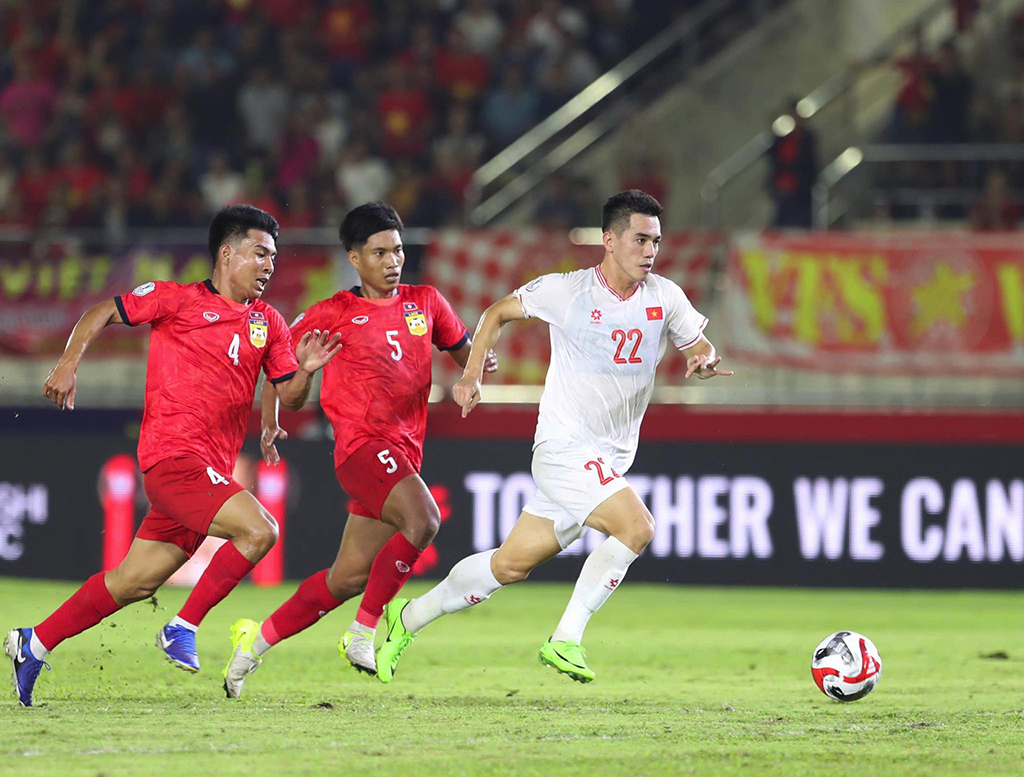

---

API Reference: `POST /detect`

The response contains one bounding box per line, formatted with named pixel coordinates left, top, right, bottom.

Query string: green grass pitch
left=2, top=578, right=1023, bottom=776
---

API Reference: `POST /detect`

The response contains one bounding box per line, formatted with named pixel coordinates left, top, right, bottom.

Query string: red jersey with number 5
left=115, top=279, right=299, bottom=475
left=290, top=284, right=468, bottom=470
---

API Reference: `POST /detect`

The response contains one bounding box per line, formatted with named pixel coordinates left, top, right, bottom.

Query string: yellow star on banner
left=910, top=264, right=976, bottom=338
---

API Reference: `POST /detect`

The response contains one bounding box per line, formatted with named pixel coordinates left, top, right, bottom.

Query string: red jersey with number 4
left=291, top=284, right=468, bottom=470
left=115, top=279, right=299, bottom=475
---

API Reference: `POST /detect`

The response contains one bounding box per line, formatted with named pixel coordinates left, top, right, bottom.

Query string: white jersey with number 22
left=513, top=266, right=707, bottom=473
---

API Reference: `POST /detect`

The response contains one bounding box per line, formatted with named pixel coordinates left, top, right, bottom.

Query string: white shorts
left=523, top=440, right=631, bottom=549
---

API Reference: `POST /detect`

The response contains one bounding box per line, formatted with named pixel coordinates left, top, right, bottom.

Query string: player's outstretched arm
left=260, top=380, right=288, bottom=466
left=682, top=336, right=734, bottom=380
left=43, top=299, right=125, bottom=410
left=275, top=329, right=342, bottom=411
left=452, top=294, right=526, bottom=417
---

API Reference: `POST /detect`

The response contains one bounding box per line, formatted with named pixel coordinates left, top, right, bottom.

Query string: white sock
left=169, top=615, right=198, bottom=632
left=550, top=536, right=638, bottom=643
left=252, top=630, right=272, bottom=657
left=29, top=629, right=50, bottom=660
left=350, top=619, right=375, bottom=637
left=402, top=549, right=501, bottom=633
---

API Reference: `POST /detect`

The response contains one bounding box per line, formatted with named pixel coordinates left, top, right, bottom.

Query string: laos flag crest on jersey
left=403, top=303, right=427, bottom=336
left=248, top=311, right=268, bottom=348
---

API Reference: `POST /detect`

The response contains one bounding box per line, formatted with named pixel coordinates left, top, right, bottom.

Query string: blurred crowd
left=879, top=4, right=1024, bottom=229
left=0, top=0, right=683, bottom=235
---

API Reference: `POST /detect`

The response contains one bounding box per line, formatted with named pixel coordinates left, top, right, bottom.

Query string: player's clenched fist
left=43, top=360, right=78, bottom=411
left=453, top=375, right=482, bottom=418
left=483, top=349, right=499, bottom=373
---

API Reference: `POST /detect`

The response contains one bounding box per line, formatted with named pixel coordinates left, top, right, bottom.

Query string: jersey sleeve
left=114, top=281, right=181, bottom=327
left=288, top=299, right=332, bottom=341
left=264, top=307, right=300, bottom=384
left=429, top=287, right=469, bottom=351
left=663, top=279, right=708, bottom=351
left=512, top=273, right=574, bottom=328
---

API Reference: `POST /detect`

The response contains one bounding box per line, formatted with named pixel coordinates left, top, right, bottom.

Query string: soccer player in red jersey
left=4, top=205, right=342, bottom=707
left=223, top=202, right=496, bottom=695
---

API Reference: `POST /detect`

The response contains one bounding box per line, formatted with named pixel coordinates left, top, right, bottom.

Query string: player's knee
left=403, top=504, right=440, bottom=549
left=490, top=555, right=532, bottom=585
left=246, top=513, right=279, bottom=555
left=106, top=570, right=159, bottom=604
left=326, top=568, right=367, bottom=601
left=617, top=512, right=655, bottom=554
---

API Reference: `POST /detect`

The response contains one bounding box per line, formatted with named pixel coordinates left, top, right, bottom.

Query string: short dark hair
left=207, top=204, right=279, bottom=260
left=339, top=201, right=404, bottom=251
left=601, top=189, right=663, bottom=235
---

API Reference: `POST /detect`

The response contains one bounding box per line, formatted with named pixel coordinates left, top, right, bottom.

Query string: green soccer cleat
left=539, top=639, right=596, bottom=683
left=223, top=618, right=262, bottom=699
left=375, top=598, right=416, bottom=684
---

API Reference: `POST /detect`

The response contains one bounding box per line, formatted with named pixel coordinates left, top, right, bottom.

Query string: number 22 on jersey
left=611, top=329, right=642, bottom=364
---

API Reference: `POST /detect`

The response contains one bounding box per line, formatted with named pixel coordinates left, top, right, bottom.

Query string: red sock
left=356, top=533, right=423, bottom=627
left=261, top=569, right=343, bottom=646
left=34, top=572, right=120, bottom=651
left=177, top=542, right=254, bottom=627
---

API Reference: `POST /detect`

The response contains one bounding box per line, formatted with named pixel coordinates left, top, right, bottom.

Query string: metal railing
left=812, top=144, right=1024, bottom=227
left=466, top=0, right=772, bottom=226
left=700, top=0, right=955, bottom=229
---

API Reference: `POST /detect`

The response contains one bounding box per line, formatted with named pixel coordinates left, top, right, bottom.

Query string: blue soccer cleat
left=5, top=628, right=50, bottom=707
left=156, top=622, right=200, bottom=673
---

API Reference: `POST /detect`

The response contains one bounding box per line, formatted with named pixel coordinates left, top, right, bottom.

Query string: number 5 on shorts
left=377, top=449, right=398, bottom=474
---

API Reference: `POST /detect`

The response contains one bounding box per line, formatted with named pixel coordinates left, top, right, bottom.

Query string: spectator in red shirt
left=0, top=57, right=58, bottom=148
left=375, top=63, right=432, bottom=159
left=17, top=150, right=56, bottom=222
left=322, top=0, right=373, bottom=85
left=768, top=100, right=818, bottom=229
left=972, top=168, right=1021, bottom=230
left=435, top=28, right=490, bottom=102
left=275, top=111, right=321, bottom=190
left=53, top=139, right=106, bottom=212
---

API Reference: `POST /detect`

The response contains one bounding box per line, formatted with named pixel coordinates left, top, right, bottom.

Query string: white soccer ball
left=811, top=630, right=882, bottom=702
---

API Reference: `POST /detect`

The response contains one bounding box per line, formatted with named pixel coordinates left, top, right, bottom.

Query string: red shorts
left=335, top=439, right=416, bottom=520
left=135, top=457, right=244, bottom=556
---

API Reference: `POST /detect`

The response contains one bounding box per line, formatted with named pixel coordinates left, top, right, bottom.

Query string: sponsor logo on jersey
left=248, top=314, right=268, bottom=348
left=525, top=277, right=543, bottom=292
left=352, top=315, right=369, bottom=325
left=132, top=282, right=155, bottom=297
left=646, top=306, right=663, bottom=321
left=203, top=311, right=220, bottom=322
left=404, top=308, right=428, bottom=336
left=395, top=560, right=410, bottom=573
left=290, top=312, right=305, bottom=327
left=591, top=309, right=602, bottom=324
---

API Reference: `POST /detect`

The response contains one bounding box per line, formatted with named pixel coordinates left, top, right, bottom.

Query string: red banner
left=0, top=242, right=335, bottom=356
left=725, top=233, right=1024, bottom=375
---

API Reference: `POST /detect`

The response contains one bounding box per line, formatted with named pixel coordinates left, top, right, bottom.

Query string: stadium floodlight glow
left=796, top=97, right=817, bottom=118
left=839, top=146, right=863, bottom=174
left=771, top=115, right=795, bottom=137
left=569, top=228, right=603, bottom=246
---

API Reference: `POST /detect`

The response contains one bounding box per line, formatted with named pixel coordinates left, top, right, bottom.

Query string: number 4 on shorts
left=206, top=466, right=230, bottom=485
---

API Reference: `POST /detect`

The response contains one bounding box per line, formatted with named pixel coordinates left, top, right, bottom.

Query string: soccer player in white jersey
left=375, top=190, right=732, bottom=683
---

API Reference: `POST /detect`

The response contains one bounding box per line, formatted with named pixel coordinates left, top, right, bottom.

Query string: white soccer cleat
left=222, top=618, right=263, bottom=699
left=341, top=630, right=377, bottom=676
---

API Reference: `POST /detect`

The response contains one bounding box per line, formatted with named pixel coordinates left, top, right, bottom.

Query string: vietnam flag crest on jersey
left=646, top=306, right=663, bottom=321
left=249, top=311, right=268, bottom=347
left=403, top=302, right=428, bottom=336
